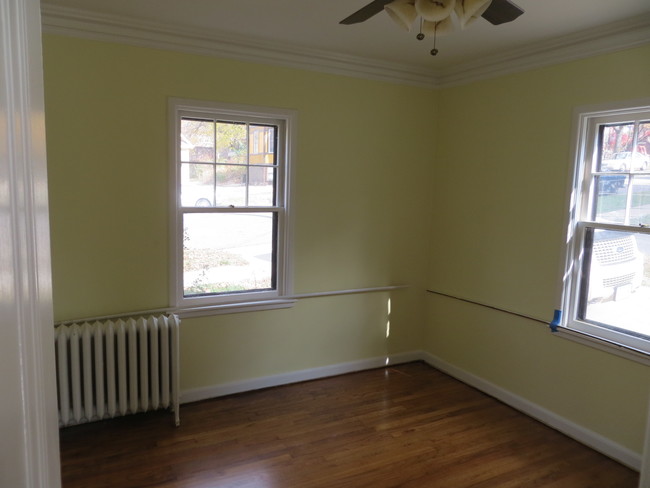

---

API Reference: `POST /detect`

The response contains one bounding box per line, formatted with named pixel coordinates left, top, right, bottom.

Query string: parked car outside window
left=601, top=151, right=649, bottom=171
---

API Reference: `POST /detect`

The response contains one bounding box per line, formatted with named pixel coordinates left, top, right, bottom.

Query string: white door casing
left=0, top=0, right=61, bottom=486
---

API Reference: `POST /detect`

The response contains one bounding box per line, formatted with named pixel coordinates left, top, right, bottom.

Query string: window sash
left=181, top=211, right=279, bottom=299
left=568, top=224, right=650, bottom=353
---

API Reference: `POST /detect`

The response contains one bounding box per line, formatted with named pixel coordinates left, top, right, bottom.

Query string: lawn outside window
left=169, top=99, right=295, bottom=315
left=562, top=100, right=650, bottom=356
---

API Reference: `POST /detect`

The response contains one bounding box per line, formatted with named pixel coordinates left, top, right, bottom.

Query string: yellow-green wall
left=43, top=33, right=649, bottom=457
left=426, top=45, right=650, bottom=454
left=43, top=35, right=432, bottom=388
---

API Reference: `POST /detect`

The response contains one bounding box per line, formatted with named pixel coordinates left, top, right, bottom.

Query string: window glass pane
left=598, top=123, right=634, bottom=172
left=183, top=213, right=276, bottom=297
left=181, top=163, right=215, bottom=207
left=629, top=176, right=650, bottom=226
left=248, top=166, right=275, bottom=206
left=600, top=151, right=646, bottom=172
left=580, top=229, right=650, bottom=338
left=249, top=125, right=276, bottom=165
left=593, top=175, right=629, bottom=223
left=181, top=119, right=214, bottom=163
left=217, top=122, right=247, bottom=165
left=215, top=165, right=247, bottom=206
left=637, top=122, right=650, bottom=166
left=593, top=175, right=650, bottom=225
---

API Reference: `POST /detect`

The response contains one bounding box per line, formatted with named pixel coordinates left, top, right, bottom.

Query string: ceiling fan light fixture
left=339, top=0, right=525, bottom=58
left=454, top=0, right=493, bottom=28
left=421, top=16, right=454, bottom=36
left=415, top=0, right=456, bottom=22
left=385, top=0, right=418, bottom=31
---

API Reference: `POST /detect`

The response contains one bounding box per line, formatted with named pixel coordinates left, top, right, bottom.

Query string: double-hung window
left=563, top=101, right=650, bottom=355
left=170, top=99, right=295, bottom=312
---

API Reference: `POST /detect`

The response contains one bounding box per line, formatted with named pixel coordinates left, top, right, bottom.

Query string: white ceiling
left=40, top=0, right=650, bottom=85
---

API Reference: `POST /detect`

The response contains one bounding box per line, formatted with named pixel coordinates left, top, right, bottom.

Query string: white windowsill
left=553, top=327, right=650, bottom=366
left=177, top=299, right=297, bottom=319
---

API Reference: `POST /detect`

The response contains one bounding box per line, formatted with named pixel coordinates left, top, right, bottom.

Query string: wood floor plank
left=59, top=362, right=639, bottom=488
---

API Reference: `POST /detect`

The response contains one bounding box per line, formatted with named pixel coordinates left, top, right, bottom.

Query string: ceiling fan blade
left=340, top=0, right=394, bottom=25
left=481, top=0, right=524, bottom=25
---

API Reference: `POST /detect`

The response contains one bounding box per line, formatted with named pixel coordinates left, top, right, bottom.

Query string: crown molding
left=40, top=5, right=439, bottom=88
left=41, top=5, right=650, bottom=89
left=436, top=13, right=650, bottom=88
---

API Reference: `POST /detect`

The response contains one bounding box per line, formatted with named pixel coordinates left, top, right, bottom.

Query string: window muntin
left=171, top=101, right=293, bottom=309
left=566, top=106, right=650, bottom=353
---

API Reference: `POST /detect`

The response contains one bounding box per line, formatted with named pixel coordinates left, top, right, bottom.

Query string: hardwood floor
left=59, top=362, right=639, bottom=487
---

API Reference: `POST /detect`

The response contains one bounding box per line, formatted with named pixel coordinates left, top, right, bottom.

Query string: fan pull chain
left=431, top=22, right=439, bottom=56
left=415, top=17, right=439, bottom=56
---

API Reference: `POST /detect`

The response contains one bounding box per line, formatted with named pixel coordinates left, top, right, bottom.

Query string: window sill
left=553, top=327, right=650, bottom=366
left=176, top=299, right=297, bottom=319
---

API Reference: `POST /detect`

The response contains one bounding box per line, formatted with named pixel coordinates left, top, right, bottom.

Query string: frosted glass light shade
left=421, top=16, right=454, bottom=36
left=454, top=0, right=492, bottom=28
left=415, top=0, right=456, bottom=22
left=385, top=0, right=418, bottom=31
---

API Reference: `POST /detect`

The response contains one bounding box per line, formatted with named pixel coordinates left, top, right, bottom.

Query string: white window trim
left=168, top=98, right=296, bottom=315
left=560, top=98, right=650, bottom=361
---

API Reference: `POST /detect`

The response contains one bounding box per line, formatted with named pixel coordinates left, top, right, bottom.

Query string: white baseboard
left=180, top=350, right=641, bottom=471
left=419, top=351, right=642, bottom=471
left=180, top=350, right=422, bottom=404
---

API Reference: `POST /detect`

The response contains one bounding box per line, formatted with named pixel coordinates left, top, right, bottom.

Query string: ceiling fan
left=340, top=0, right=524, bottom=55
